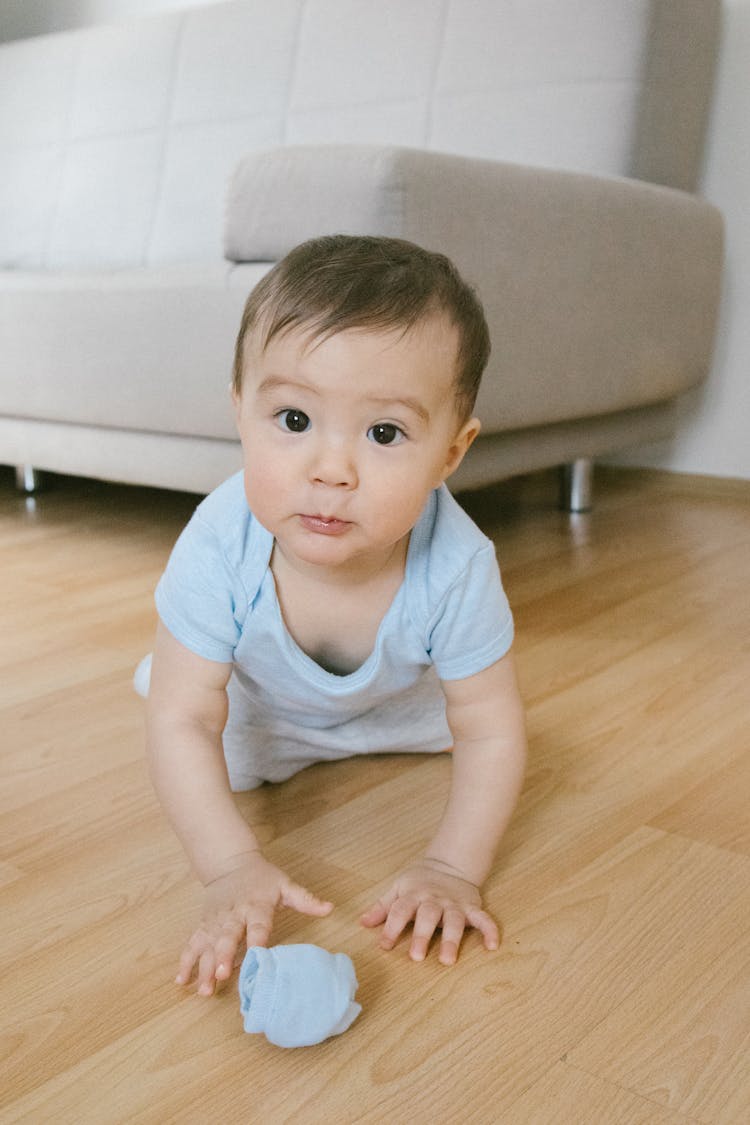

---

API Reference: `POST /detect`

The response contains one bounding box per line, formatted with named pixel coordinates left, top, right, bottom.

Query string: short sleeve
left=427, top=543, right=514, bottom=681
left=155, top=513, right=247, bottom=663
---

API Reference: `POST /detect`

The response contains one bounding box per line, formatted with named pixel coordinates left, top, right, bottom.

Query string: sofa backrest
left=0, top=0, right=720, bottom=272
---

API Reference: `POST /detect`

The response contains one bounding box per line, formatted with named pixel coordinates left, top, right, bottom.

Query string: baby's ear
left=441, top=416, right=481, bottom=482
left=230, top=383, right=242, bottom=426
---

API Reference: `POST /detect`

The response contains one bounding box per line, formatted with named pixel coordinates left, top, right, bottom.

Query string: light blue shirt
left=156, top=472, right=513, bottom=790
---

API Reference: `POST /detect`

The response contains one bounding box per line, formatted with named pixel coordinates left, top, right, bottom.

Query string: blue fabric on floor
left=239, top=943, right=361, bottom=1048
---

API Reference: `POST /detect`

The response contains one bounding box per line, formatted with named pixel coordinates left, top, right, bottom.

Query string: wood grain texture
left=1, top=465, right=748, bottom=1124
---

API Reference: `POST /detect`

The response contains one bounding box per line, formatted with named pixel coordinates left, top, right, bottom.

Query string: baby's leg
left=133, top=653, right=152, bottom=698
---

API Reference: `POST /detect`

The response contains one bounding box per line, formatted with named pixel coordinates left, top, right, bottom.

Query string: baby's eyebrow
left=256, top=375, right=319, bottom=398
left=366, top=396, right=430, bottom=424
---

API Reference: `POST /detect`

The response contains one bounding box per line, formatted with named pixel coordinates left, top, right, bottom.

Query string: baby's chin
left=280, top=527, right=409, bottom=579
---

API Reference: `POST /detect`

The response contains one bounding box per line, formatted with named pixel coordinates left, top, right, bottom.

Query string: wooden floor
left=1, top=464, right=749, bottom=1124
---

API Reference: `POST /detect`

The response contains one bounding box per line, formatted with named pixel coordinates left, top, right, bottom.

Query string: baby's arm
left=361, top=651, right=526, bottom=964
left=146, top=621, right=332, bottom=994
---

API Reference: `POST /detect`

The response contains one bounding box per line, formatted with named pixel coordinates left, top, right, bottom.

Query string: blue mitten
left=239, top=943, right=361, bottom=1048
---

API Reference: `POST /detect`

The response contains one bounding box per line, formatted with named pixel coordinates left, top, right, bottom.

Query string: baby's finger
left=244, top=918, right=273, bottom=949
left=409, top=902, right=443, bottom=962
left=380, top=896, right=418, bottom=950
left=282, top=880, right=334, bottom=918
left=466, top=907, right=501, bottom=951
left=175, top=940, right=201, bottom=986
left=360, top=900, right=388, bottom=928
left=214, top=919, right=246, bottom=981
left=360, top=885, right=398, bottom=929
left=197, top=948, right=218, bottom=997
left=438, top=907, right=468, bottom=966
left=243, top=900, right=276, bottom=951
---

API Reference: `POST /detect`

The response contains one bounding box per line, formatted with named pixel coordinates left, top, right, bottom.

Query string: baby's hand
left=176, top=851, right=333, bottom=996
left=360, top=858, right=499, bottom=966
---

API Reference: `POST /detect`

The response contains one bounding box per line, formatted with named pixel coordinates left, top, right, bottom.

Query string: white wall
left=1, top=0, right=747, bottom=480
left=613, top=0, right=750, bottom=481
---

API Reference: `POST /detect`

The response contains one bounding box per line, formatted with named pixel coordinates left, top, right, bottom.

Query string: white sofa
left=0, top=0, right=724, bottom=506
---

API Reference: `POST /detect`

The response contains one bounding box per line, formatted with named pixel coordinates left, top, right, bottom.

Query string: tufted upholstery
left=0, top=0, right=718, bottom=271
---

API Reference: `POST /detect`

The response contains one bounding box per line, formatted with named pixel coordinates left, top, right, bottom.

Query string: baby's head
left=232, top=234, right=490, bottom=424
left=231, top=237, right=491, bottom=571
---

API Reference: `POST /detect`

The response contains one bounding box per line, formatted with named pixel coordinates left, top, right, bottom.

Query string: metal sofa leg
left=560, top=458, right=593, bottom=513
left=15, top=465, right=42, bottom=493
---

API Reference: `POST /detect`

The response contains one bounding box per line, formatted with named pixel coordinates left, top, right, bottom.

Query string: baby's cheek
left=243, top=466, right=281, bottom=522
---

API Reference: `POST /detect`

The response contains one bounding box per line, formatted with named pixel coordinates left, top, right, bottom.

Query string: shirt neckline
left=255, top=489, right=439, bottom=688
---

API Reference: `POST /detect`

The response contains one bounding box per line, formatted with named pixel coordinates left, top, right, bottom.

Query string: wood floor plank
left=567, top=886, right=750, bottom=1123
left=502, top=1060, right=698, bottom=1125
left=650, top=747, right=750, bottom=856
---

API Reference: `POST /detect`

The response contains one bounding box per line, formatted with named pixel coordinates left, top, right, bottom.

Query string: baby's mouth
left=299, top=514, right=352, bottom=535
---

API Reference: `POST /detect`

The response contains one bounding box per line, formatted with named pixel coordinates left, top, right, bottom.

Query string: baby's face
left=233, top=314, right=479, bottom=579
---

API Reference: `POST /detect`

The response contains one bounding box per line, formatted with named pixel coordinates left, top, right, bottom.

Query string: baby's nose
left=310, top=440, right=358, bottom=488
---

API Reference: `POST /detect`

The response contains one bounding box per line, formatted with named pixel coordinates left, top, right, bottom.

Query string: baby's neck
left=270, top=538, right=409, bottom=675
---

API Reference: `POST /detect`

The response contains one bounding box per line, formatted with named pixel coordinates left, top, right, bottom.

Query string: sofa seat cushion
left=0, top=262, right=268, bottom=439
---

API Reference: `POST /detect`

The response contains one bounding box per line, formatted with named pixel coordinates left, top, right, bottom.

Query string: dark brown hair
left=232, top=234, right=490, bottom=421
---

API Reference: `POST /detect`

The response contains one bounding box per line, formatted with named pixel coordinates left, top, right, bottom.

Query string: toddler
left=145, top=235, right=527, bottom=995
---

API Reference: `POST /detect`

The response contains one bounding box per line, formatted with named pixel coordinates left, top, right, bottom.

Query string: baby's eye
left=276, top=409, right=311, bottom=433
left=367, top=423, right=405, bottom=446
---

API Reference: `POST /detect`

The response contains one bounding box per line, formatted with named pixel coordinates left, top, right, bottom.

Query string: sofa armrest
left=224, top=145, right=723, bottom=430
